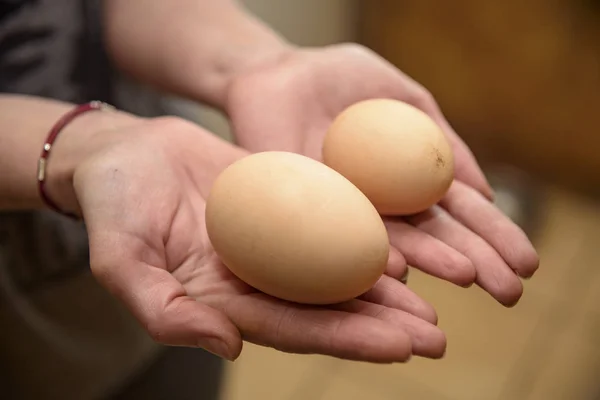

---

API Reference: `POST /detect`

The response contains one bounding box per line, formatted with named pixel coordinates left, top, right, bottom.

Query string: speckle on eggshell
left=322, top=98, right=454, bottom=216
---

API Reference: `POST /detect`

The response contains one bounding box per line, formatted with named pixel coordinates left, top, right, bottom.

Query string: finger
left=440, top=181, right=540, bottom=278
left=88, top=229, right=242, bottom=360
left=400, top=268, right=409, bottom=285
left=360, top=275, right=437, bottom=325
left=443, top=124, right=494, bottom=200
left=385, top=247, right=408, bottom=281
left=334, top=300, right=446, bottom=359
left=385, top=219, right=476, bottom=287
left=224, top=293, right=412, bottom=363
left=408, top=205, right=523, bottom=307
left=410, top=92, right=494, bottom=200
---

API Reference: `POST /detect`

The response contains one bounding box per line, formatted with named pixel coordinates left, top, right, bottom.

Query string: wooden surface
left=358, top=1, right=600, bottom=196
left=220, top=188, right=600, bottom=400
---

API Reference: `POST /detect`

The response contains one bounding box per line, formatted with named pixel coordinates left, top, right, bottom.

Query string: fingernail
left=502, top=296, right=521, bottom=308
left=400, top=269, right=410, bottom=284
left=517, top=271, right=533, bottom=280
left=199, top=338, right=234, bottom=361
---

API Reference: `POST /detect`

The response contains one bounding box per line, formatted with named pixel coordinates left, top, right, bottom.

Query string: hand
left=226, top=43, right=539, bottom=306
left=63, top=116, right=446, bottom=362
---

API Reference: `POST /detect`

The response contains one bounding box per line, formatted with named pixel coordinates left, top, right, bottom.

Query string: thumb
left=88, top=231, right=243, bottom=360
left=438, top=119, right=495, bottom=201
left=407, top=91, right=494, bottom=200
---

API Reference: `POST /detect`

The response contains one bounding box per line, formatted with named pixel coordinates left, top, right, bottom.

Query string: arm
left=0, top=94, right=137, bottom=212
left=0, top=96, right=425, bottom=363
left=103, top=0, right=294, bottom=109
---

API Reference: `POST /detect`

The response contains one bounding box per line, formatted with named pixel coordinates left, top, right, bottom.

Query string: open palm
left=75, top=117, right=445, bottom=362
left=227, top=44, right=539, bottom=306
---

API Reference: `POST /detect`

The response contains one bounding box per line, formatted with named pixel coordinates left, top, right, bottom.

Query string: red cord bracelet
left=37, top=100, right=114, bottom=219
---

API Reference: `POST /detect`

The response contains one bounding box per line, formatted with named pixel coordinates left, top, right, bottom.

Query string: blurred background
left=213, top=1, right=600, bottom=400
left=2, top=1, right=599, bottom=399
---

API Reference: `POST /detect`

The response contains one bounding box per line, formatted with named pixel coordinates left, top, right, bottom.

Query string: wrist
left=44, top=108, right=140, bottom=217
left=203, top=34, right=297, bottom=110
left=168, top=0, right=297, bottom=109
left=105, top=0, right=297, bottom=111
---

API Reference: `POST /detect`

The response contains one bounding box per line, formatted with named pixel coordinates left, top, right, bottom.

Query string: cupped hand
left=71, top=116, right=445, bottom=362
left=226, top=43, right=539, bottom=306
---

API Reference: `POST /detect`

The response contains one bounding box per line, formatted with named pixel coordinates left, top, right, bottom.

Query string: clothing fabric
left=0, top=1, right=223, bottom=399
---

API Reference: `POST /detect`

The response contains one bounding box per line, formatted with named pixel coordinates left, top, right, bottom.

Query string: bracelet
left=37, top=100, right=114, bottom=218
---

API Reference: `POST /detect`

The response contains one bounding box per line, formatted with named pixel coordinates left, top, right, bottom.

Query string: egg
left=322, top=99, right=454, bottom=216
left=205, top=151, right=389, bottom=305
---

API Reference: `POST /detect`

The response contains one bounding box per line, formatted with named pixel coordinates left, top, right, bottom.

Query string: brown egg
left=205, top=151, right=389, bottom=305
left=323, top=99, right=454, bottom=216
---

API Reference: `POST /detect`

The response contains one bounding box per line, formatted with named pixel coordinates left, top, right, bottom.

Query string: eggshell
left=323, top=99, right=454, bottom=216
left=205, top=151, right=389, bottom=305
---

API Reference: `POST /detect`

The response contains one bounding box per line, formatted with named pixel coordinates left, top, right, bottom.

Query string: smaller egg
left=323, top=99, right=454, bottom=216
left=205, top=151, right=390, bottom=305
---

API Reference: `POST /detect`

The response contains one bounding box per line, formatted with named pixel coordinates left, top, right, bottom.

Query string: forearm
left=0, top=94, right=136, bottom=212
left=103, top=0, right=294, bottom=109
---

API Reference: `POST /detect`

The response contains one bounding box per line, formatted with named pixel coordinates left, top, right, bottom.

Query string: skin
left=0, top=0, right=539, bottom=363
left=0, top=96, right=444, bottom=362
left=228, top=44, right=540, bottom=305
left=102, top=0, right=539, bottom=304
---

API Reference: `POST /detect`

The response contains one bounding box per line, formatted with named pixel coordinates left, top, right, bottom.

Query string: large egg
left=323, top=99, right=454, bottom=216
left=205, top=151, right=389, bottom=305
